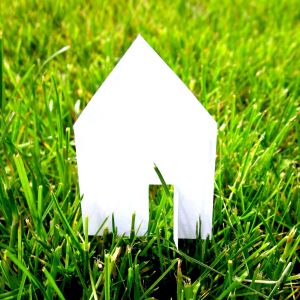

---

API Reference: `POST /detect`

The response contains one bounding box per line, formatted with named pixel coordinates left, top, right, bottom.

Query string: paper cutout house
left=74, top=35, right=217, bottom=242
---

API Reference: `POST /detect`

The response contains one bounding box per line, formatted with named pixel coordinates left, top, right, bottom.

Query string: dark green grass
left=0, top=0, right=299, bottom=299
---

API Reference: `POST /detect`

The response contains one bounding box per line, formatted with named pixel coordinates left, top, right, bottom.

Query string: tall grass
left=0, top=0, right=299, bottom=299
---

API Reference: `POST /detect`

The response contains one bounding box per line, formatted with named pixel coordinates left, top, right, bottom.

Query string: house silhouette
left=74, top=35, right=217, bottom=243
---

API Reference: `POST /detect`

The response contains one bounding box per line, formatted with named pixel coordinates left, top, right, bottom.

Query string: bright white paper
left=74, top=35, right=217, bottom=244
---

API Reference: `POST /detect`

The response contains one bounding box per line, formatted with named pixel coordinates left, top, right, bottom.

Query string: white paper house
left=74, top=35, right=217, bottom=243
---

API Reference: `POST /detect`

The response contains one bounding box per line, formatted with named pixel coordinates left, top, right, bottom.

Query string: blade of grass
left=16, top=269, right=27, bottom=300
left=51, top=191, right=83, bottom=254
left=104, top=253, right=111, bottom=300
left=13, top=154, right=38, bottom=229
left=0, top=31, right=3, bottom=109
left=43, top=267, right=66, bottom=300
left=154, top=164, right=171, bottom=197
left=141, top=258, right=179, bottom=299
left=6, top=251, right=46, bottom=297
left=35, top=45, right=70, bottom=78
left=267, top=262, right=293, bottom=299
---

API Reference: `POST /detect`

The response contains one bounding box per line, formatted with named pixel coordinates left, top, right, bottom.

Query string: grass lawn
left=0, top=0, right=299, bottom=299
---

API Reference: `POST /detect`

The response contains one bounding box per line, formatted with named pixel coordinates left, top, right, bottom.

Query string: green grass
left=0, top=0, right=299, bottom=299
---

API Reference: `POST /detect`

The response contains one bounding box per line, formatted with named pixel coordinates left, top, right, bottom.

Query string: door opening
left=148, top=184, right=174, bottom=239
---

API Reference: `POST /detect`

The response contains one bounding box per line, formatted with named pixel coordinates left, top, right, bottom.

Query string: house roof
left=74, top=34, right=216, bottom=132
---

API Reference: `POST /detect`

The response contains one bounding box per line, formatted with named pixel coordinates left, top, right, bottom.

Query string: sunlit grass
left=0, top=0, right=299, bottom=299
